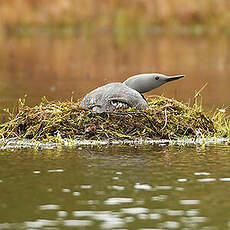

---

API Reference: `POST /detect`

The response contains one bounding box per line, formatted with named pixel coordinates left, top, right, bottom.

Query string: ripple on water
left=72, top=211, right=124, bottom=229
left=25, top=219, right=59, bottom=228
left=152, top=195, right=168, bottom=202
left=194, top=172, right=210, bottom=176
left=162, top=221, right=180, bottom=229
left=140, top=228, right=164, bottom=230
left=73, top=191, right=80, bottom=196
left=73, top=211, right=118, bottom=219
left=62, top=188, right=71, bottom=193
left=186, top=209, right=200, bottom=216
left=121, top=207, right=149, bottom=215
left=155, top=185, right=172, bottom=190
left=39, top=204, right=61, bottom=210
left=57, top=211, right=68, bottom=218
left=80, top=185, right=92, bottom=189
left=219, top=177, right=230, bottom=182
left=177, top=178, right=187, bottom=182
left=138, top=213, right=149, bottom=220
left=72, top=211, right=95, bottom=217
left=175, top=187, right=184, bottom=191
left=47, top=169, right=64, bottom=173
left=125, top=216, right=135, bottom=223
left=197, top=178, right=216, bottom=182
left=0, top=223, right=12, bottom=229
left=135, top=200, right=145, bottom=205
left=63, top=220, right=93, bottom=227
left=104, top=197, right=133, bottom=205
left=134, top=183, right=152, bottom=191
left=166, top=209, right=184, bottom=216
left=24, top=221, right=43, bottom=228
left=112, top=185, right=125, bottom=190
left=100, top=218, right=125, bottom=229
left=149, top=213, right=161, bottom=220
left=179, top=200, right=200, bottom=205
left=181, top=216, right=208, bottom=226
left=190, top=216, right=208, bottom=223
left=88, top=200, right=100, bottom=205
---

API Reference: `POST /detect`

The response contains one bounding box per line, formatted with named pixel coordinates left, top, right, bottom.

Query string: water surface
left=0, top=144, right=230, bottom=229
left=0, top=34, right=230, bottom=111
left=0, top=34, right=230, bottom=229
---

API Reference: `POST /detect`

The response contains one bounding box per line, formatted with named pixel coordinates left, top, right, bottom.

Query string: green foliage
left=1, top=0, right=230, bottom=36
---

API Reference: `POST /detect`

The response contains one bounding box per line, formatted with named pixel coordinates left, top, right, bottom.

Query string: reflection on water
left=0, top=34, right=230, bottom=229
left=0, top=35, right=230, bottom=112
left=0, top=144, right=230, bottom=229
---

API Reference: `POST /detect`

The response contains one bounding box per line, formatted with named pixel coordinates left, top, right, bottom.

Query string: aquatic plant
left=0, top=95, right=229, bottom=142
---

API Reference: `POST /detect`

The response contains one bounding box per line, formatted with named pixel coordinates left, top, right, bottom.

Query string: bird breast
left=80, top=82, right=148, bottom=112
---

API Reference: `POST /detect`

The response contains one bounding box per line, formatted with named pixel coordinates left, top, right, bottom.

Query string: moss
left=0, top=95, right=229, bottom=142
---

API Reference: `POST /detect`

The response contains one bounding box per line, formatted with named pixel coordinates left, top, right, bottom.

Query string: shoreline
left=0, top=137, right=229, bottom=150
left=2, top=24, right=230, bottom=37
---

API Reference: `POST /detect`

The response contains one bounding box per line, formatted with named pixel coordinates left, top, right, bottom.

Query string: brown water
left=0, top=35, right=230, bottom=110
left=0, top=34, right=230, bottom=229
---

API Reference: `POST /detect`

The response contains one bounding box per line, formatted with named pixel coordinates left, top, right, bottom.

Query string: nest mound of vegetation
left=0, top=96, right=229, bottom=141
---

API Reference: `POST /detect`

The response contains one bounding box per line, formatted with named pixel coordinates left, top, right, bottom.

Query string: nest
left=0, top=96, right=229, bottom=141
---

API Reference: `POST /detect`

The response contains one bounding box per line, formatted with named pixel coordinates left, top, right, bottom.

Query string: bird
left=80, top=73, right=184, bottom=112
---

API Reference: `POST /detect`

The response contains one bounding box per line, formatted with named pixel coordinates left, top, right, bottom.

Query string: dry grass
left=0, top=95, right=229, bottom=142
left=1, top=0, right=230, bottom=35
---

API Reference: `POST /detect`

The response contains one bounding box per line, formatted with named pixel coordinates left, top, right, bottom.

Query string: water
left=0, top=34, right=230, bottom=229
left=0, top=144, right=230, bottom=229
left=0, top=35, right=230, bottom=111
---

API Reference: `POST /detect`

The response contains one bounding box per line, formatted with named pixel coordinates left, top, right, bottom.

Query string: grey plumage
left=124, top=73, right=184, bottom=93
left=80, top=73, right=184, bottom=112
left=80, top=82, right=148, bottom=112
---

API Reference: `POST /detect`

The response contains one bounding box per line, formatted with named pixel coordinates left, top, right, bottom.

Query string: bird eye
left=155, top=76, right=159, bottom=80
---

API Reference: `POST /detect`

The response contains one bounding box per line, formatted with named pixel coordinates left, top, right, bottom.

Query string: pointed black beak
left=166, top=75, right=184, bottom=82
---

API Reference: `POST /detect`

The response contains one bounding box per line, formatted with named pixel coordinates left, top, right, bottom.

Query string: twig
left=194, top=83, right=208, bottom=101
left=161, top=109, right=168, bottom=130
left=141, top=112, right=161, bottom=136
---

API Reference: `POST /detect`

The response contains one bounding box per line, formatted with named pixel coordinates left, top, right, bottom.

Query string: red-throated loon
left=80, top=73, right=184, bottom=112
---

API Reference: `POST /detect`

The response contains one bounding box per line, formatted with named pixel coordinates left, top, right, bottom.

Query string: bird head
left=124, top=73, right=184, bottom=93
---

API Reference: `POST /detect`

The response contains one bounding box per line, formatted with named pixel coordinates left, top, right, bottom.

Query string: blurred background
left=0, top=0, right=230, bottom=113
